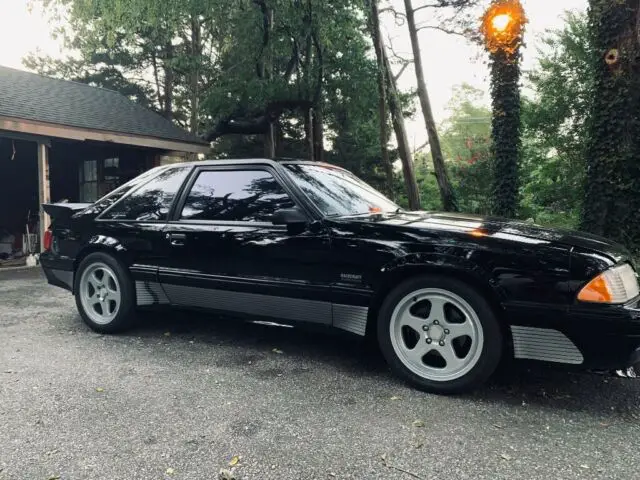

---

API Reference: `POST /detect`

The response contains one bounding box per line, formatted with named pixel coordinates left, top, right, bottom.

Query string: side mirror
left=271, top=207, right=308, bottom=226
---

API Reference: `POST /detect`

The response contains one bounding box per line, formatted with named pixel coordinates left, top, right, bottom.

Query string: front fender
left=377, top=251, right=508, bottom=302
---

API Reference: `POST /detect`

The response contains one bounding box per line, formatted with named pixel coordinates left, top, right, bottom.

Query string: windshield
left=284, top=164, right=399, bottom=217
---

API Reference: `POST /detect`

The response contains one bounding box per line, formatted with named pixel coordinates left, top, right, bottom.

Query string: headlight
left=578, top=263, right=640, bottom=304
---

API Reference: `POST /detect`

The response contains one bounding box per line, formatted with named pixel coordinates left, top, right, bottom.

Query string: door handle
left=166, top=232, right=187, bottom=246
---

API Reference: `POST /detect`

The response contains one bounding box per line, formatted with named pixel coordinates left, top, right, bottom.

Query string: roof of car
left=166, top=158, right=338, bottom=168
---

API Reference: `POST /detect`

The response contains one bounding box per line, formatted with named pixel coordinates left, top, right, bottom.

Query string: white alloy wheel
left=79, top=262, right=122, bottom=325
left=389, top=288, right=485, bottom=382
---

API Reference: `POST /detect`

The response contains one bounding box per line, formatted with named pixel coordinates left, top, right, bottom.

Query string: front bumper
left=505, top=299, right=640, bottom=370
left=40, top=251, right=74, bottom=292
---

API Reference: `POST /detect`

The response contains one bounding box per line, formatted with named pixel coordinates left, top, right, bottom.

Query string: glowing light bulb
left=491, top=13, right=512, bottom=33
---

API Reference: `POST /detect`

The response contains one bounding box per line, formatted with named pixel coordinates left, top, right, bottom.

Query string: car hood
left=339, top=211, right=630, bottom=262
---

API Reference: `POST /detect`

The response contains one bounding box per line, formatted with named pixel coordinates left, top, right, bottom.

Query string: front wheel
left=377, top=275, right=502, bottom=394
left=74, top=252, right=136, bottom=333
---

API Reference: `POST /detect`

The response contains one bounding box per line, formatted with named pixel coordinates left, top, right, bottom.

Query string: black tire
left=74, top=252, right=137, bottom=333
left=377, top=275, right=502, bottom=394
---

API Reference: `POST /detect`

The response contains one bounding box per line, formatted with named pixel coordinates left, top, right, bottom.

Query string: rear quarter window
left=83, top=166, right=167, bottom=216
left=100, top=166, right=191, bottom=221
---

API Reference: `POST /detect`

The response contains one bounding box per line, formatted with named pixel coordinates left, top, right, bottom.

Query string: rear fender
left=74, top=235, right=131, bottom=273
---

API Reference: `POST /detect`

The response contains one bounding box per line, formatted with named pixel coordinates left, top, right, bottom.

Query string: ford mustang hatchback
left=40, top=159, right=640, bottom=394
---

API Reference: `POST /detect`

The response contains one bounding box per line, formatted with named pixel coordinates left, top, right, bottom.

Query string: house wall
left=0, top=136, right=164, bottom=253
left=49, top=140, right=160, bottom=203
left=0, top=138, right=39, bottom=239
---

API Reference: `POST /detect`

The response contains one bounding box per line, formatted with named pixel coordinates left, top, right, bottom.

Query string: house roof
left=0, top=65, right=209, bottom=151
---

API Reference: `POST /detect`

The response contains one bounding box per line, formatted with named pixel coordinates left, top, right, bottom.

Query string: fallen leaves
left=390, top=396, right=401, bottom=401
left=95, top=387, right=104, bottom=393
left=500, top=453, right=512, bottom=461
left=272, top=348, right=283, bottom=354
left=216, top=455, right=242, bottom=479
left=48, top=476, right=61, bottom=480
left=412, top=420, right=425, bottom=428
left=166, top=467, right=175, bottom=475
left=218, top=469, right=237, bottom=480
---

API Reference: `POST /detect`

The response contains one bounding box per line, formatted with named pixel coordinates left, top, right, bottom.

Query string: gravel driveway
left=1, top=268, right=639, bottom=480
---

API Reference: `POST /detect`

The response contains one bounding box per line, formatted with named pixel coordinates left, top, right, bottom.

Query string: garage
left=0, top=66, right=210, bottom=266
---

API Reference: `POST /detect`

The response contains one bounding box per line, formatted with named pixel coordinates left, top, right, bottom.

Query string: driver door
left=158, top=164, right=334, bottom=326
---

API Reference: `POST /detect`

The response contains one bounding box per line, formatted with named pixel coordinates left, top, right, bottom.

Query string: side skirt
left=136, top=282, right=370, bottom=336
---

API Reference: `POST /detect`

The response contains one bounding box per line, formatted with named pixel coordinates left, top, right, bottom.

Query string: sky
left=0, top=0, right=588, bottom=146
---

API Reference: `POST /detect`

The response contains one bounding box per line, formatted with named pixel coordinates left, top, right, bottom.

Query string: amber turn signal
left=577, top=274, right=612, bottom=303
left=577, top=264, right=639, bottom=304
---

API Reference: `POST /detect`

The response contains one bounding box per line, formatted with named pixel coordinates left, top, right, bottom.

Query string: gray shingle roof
left=0, top=65, right=207, bottom=146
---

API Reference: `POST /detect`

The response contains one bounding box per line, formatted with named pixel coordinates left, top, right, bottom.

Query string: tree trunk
left=264, top=122, right=276, bottom=158
left=306, top=108, right=315, bottom=161
left=489, top=48, right=521, bottom=219
left=163, top=42, right=174, bottom=121
left=383, top=48, right=421, bottom=210
left=189, top=14, right=201, bottom=135
left=151, top=51, right=164, bottom=113
left=368, top=0, right=396, bottom=199
left=262, top=6, right=276, bottom=158
left=313, top=107, right=324, bottom=162
left=581, top=0, right=640, bottom=250
left=404, top=0, right=457, bottom=211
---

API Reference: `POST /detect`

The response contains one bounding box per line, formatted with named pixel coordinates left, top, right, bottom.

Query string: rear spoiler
left=42, top=203, right=92, bottom=221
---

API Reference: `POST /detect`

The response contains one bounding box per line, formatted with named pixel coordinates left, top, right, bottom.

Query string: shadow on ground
left=95, top=308, right=640, bottom=420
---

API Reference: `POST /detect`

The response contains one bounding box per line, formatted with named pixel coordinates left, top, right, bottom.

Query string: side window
left=86, top=166, right=166, bottom=216
left=101, top=166, right=190, bottom=221
left=180, top=169, right=295, bottom=222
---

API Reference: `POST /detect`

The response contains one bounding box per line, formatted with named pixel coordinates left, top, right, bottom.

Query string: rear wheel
left=377, top=275, right=502, bottom=394
left=75, top=252, right=136, bottom=333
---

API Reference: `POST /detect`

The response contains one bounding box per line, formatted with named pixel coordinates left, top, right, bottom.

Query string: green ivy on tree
left=581, top=0, right=640, bottom=250
left=489, top=48, right=521, bottom=219
left=481, top=0, right=526, bottom=219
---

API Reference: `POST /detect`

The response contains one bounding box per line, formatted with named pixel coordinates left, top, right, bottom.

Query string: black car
left=41, top=159, right=640, bottom=393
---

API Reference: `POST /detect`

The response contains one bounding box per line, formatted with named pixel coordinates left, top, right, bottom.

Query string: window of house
left=179, top=170, right=295, bottom=222
left=104, top=157, right=119, bottom=169
left=79, top=159, right=98, bottom=202
left=101, top=157, right=121, bottom=198
left=101, top=166, right=191, bottom=221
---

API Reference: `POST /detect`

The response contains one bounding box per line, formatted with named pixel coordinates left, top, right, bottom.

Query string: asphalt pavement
left=1, top=268, right=639, bottom=480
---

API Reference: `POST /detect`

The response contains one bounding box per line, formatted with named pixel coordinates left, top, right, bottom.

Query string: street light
left=480, top=0, right=526, bottom=55
left=491, top=14, right=512, bottom=32
left=480, top=0, right=527, bottom=218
